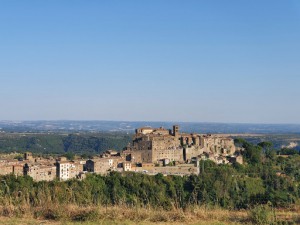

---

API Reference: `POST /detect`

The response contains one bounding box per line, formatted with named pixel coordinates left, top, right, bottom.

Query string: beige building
left=24, top=152, right=34, bottom=161
left=0, top=159, right=25, bottom=176
left=122, top=162, right=132, bottom=171
left=86, top=158, right=114, bottom=175
left=124, top=125, right=240, bottom=165
left=24, top=163, right=56, bottom=181
left=133, top=163, right=199, bottom=176
left=13, top=164, right=24, bottom=176
left=0, top=164, right=14, bottom=175
left=56, top=161, right=83, bottom=181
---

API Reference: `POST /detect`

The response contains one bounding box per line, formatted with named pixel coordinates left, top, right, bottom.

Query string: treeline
left=0, top=133, right=131, bottom=155
left=0, top=139, right=299, bottom=210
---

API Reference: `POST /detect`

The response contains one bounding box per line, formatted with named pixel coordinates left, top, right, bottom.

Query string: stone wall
left=129, top=125, right=239, bottom=164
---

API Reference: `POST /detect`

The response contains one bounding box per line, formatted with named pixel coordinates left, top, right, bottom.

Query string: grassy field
left=0, top=218, right=244, bottom=225
left=0, top=205, right=299, bottom=225
left=0, top=205, right=246, bottom=225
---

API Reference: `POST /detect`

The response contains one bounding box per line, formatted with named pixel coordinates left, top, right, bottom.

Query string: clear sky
left=0, top=1, right=300, bottom=123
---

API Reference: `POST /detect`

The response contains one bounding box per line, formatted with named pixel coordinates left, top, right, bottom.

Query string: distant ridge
left=0, top=120, right=299, bottom=134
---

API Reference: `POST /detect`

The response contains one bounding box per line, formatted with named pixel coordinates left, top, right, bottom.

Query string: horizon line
left=0, top=119, right=300, bottom=126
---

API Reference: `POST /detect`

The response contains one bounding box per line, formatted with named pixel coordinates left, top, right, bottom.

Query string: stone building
left=133, top=163, right=199, bottom=176
left=128, top=126, right=183, bottom=163
left=122, top=162, right=131, bottom=171
left=0, top=159, right=25, bottom=176
left=24, top=163, right=56, bottom=181
left=0, top=164, right=14, bottom=175
left=124, top=125, right=240, bottom=165
left=86, top=158, right=114, bottom=175
left=13, top=164, right=24, bottom=176
left=56, top=161, right=83, bottom=181
left=24, top=152, right=33, bottom=161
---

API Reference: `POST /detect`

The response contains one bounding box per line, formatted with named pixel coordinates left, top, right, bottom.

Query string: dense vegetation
left=0, top=139, right=299, bottom=211
left=0, top=132, right=131, bottom=155
left=0, top=139, right=299, bottom=224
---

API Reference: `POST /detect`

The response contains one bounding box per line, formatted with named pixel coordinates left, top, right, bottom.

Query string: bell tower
left=173, top=125, right=179, bottom=136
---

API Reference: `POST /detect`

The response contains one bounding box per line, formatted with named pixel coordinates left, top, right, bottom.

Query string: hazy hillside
left=232, top=134, right=300, bottom=152
left=0, top=132, right=131, bottom=154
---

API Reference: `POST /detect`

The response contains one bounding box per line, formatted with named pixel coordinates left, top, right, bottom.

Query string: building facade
left=125, top=125, right=239, bottom=165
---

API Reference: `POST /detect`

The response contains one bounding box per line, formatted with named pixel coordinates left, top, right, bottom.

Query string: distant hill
left=0, top=120, right=300, bottom=134
left=0, top=132, right=131, bottom=155
left=231, top=134, right=300, bottom=152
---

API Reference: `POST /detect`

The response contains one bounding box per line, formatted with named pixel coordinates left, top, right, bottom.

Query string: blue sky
left=0, top=1, right=300, bottom=123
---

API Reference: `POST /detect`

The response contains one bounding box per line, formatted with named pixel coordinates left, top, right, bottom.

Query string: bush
left=249, top=204, right=275, bottom=225
left=43, top=208, right=65, bottom=220
left=71, top=209, right=99, bottom=221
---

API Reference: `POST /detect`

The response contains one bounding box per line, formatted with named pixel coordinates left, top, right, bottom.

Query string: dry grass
left=0, top=203, right=247, bottom=225
left=0, top=203, right=298, bottom=225
left=275, top=205, right=300, bottom=223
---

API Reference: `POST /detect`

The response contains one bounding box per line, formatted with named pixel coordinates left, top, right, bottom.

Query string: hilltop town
left=0, top=125, right=243, bottom=181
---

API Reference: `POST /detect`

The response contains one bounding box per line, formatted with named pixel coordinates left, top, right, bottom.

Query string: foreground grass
left=0, top=204, right=299, bottom=225
left=0, top=205, right=246, bottom=224
left=0, top=217, right=244, bottom=225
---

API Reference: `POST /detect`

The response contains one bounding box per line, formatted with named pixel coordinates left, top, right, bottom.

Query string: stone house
left=24, top=163, right=56, bottom=181
left=86, top=158, right=114, bottom=175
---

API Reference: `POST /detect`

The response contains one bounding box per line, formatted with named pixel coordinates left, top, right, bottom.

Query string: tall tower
left=24, top=152, right=33, bottom=161
left=173, top=125, right=179, bottom=136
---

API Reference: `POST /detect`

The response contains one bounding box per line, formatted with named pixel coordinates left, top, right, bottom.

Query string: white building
left=57, top=161, right=81, bottom=181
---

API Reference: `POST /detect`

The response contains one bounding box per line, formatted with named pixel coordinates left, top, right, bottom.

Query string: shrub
left=43, top=208, right=64, bottom=220
left=249, top=204, right=275, bottom=225
left=71, top=209, right=99, bottom=221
